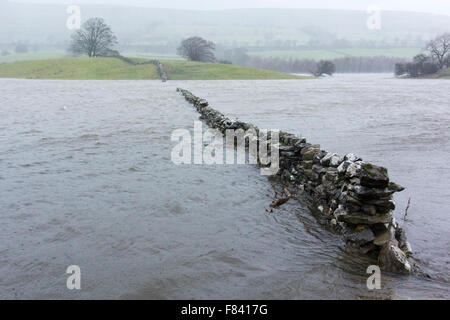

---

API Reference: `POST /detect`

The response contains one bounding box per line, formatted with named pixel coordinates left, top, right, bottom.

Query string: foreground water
left=0, top=74, right=448, bottom=299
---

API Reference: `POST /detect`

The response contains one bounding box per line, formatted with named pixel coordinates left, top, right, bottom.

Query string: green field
left=0, top=51, right=178, bottom=64
left=0, top=51, right=66, bottom=64
left=0, top=47, right=424, bottom=66
left=0, top=47, right=423, bottom=69
left=0, top=57, right=160, bottom=80
left=0, top=57, right=308, bottom=80
left=161, top=60, right=307, bottom=80
left=249, top=48, right=424, bottom=60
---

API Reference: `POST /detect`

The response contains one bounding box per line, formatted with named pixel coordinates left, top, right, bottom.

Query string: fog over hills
left=1, top=1, right=450, bottom=47
left=6, top=0, right=450, bottom=16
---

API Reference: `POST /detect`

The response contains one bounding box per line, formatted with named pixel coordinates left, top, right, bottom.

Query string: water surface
left=0, top=74, right=448, bottom=299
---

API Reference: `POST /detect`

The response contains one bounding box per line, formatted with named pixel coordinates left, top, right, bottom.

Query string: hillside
left=161, top=60, right=306, bottom=80
left=0, top=58, right=160, bottom=80
left=1, top=2, right=450, bottom=46
left=0, top=57, right=308, bottom=80
left=1, top=3, right=448, bottom=64
left=0, top=47, right=424, bottom=65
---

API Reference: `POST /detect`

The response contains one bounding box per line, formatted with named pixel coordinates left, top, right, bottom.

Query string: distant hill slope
left=0, top=57, right=308, bottom=80
left=1, top=2, right=449, bottom=46
left=0, top=58, right=160, bottom=80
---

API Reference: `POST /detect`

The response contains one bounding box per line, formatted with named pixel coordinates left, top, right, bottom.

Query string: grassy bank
left=0, top=57, right=308, bottom=80
left=160, top=60, right=307, bottom=80
left=400, top=68, right=450, bottom=79
left=0, top=47, right=422, bottom=64
left=428, top=68, right=450, bottom=79
left=0, top=57, right=160, bottom=80
left=438, top=68, right=450, bottom=79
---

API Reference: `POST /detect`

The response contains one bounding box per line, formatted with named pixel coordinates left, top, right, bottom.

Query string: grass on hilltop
left=0, top=57, right=309, bottom=80
left=161, top=60, right=308, bottom=80
left=399, top=67, right=450, bottom=79
left=0, top=47, right=424, bottom=65
left=0, top=57, right=160, bottom=80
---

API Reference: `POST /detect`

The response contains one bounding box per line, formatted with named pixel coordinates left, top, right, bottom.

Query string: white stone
left=337, top=161, right=349, bottom=174
left=344, top=153, right=360, bottom=162
left=330, top=155, right=343, bottom=167
left=346, top=161, right=363, bottom=178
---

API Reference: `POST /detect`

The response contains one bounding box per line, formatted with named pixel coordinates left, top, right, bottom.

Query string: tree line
left=395, top=33, right=450, bottom=77
left=247, top=55, right=408, bottom=73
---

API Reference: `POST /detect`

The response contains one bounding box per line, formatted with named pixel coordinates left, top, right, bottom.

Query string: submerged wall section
left=177, top=88, right=417, bottom=274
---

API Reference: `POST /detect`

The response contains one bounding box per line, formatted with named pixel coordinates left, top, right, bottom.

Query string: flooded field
left=0, top=74, right=448, bottom=299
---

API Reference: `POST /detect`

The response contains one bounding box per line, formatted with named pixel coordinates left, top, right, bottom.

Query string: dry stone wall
left=177, top=87, right=418, bottom=274
left=114, top=55, right=168, bottom=82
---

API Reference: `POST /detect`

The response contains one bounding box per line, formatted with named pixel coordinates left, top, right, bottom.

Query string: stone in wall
left=113, top=55, right=168, bottom=81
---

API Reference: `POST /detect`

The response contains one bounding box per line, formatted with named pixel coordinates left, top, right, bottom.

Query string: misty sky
left=8, top=0, right=450, bottom=16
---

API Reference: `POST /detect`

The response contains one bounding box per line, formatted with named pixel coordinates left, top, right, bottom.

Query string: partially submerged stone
left=373, top=228, right=392, bottom=246
left=345, top=228, right=375, bottom=246
left=341, top=212, right=392, bottom=225
left=379, top=241, right=412, bottom=274
left=388, top=181, right=405, bottom=192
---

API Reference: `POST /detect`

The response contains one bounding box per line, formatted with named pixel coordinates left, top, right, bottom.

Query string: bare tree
left=177, top=36, right=216, bottom=62
left=69, top=18, right=118, bottom=57
left=426, top=33, right=450, bottom=69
